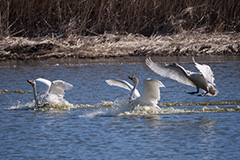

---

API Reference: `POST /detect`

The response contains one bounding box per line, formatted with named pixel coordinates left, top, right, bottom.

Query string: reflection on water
left=0, top=56, right=240, bottom=159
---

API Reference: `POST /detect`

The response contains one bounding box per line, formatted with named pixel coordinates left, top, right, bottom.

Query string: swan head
left=208, top=85, right=218, bottom=96
left=128, top=76, right=139, bottom=85
left=27, top=79, right=36, bottom=87
left=169, top=62, right=179, bottom=67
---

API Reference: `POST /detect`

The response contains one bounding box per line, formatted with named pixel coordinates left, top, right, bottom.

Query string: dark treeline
left=0, top=0, right=239, bottom=37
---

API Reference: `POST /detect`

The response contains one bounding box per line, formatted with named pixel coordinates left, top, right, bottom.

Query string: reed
left=0, top=0, right=239, bottom=37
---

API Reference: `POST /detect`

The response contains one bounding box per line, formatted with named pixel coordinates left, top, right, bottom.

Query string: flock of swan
left=27, top=57, right=218, bottom=108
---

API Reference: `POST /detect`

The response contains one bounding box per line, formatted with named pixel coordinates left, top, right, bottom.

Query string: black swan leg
left=186, top=87, right=199, bottom=95
left=197, top=91, right=208, bottom=96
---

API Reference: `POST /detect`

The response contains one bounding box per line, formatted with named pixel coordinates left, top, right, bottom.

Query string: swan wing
left=49, top=80, right=73, bottom=97
left=146, top=58, right=196, bottom=87
left=36, top=78, right=51, bottom=88
left=105, top=79, right=140, bottom=98
left=142, top=79, right=165, bottom=105
left=192, top=57, right=215, bottom=85
left=35, top=78, right=52, bottom=95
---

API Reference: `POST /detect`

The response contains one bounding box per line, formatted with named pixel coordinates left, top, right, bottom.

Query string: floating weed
left=0, top=90, right=33, bottom=94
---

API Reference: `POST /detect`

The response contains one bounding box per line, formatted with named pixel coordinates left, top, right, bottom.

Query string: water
left=0, top=56, right=240, bottom=159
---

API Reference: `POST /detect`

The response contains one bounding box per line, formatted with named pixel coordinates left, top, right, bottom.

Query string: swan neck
left=33, top=84, right=38, bottom=107
left=177, top=65, right=189, bottom=77
left=130, top=79, right=138, bottom=100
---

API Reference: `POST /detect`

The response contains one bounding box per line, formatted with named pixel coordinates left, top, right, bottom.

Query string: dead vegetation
left=0, top=0, right=239, bottom=36
left=0, top=31, right=239, bottom=60
left=0, top=0, right=239, bottom=60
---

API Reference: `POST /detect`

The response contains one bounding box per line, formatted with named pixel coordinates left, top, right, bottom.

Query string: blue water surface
left=0, top=56, right=239, bottom=160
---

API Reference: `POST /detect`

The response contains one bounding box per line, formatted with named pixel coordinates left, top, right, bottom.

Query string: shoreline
left=0, top=32, right=239, bottom=63
left=0, top=55, right=239, bottom=67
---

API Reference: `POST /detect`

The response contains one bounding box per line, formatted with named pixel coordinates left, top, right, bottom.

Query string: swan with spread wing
left=27, top=78, right=73, bottom=107
left=145, top=57, right=218, bottom=96
left=106, top=76, right=165, bottom=107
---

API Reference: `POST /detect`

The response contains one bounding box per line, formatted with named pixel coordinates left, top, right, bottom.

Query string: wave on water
left=78, top=98, right=240, bottom=117
left=6, top=98, right=113, bottom=112
left=6, top=96, right=240, bottom=116
left=7, top=100, right=74, bottom=111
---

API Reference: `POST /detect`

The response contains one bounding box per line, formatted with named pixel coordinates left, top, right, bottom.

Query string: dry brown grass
left=1, top=31, right=239, bottom=60
left=0, top=0, right=240, bottom=37
left=1, top=1, right=239, bottom=60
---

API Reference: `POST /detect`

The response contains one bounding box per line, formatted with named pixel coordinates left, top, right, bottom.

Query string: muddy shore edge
left=0, top=32, right=239, bottom=62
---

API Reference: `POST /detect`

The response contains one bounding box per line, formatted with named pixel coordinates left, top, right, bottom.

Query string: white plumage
left=192, top=58, right=215, bottom=86
left=105, top=79, right=141, bottom=100
left=106, top=76, right=165, bottom=107
left=27, top=78, right=73, bottom=107
left=145, top=57, right=218, bottom=96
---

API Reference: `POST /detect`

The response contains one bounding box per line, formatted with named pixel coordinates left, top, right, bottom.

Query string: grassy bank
left=0, top=1, right=239, bottom=60
left=0, top=31, right=239, bottom=60
left=0, top=0, right=239, bottom=37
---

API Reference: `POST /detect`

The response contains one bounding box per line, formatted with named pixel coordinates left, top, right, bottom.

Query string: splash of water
left=7, top=96, right=75, bottom=111
left=78, top=97, right=240, bottom=117
left=159, top=101, right=240, bottom=107
left=7, top=94, right=240, bottom=116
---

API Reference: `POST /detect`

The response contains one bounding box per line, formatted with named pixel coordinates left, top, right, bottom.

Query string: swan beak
left=128, top=76, right=136, bottom=80
left=128, top=76, right=137, bottom=80
left=27, top=79, right=34, bottom=84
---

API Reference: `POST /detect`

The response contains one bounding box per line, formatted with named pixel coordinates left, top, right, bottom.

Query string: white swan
left=27, top=78, right=73, bottom=107
left=106, top=76, right=165, bottom=107
left=145, top=57, right=218, bottom=96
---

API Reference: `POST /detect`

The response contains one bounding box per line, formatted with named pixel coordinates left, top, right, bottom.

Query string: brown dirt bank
left=0, top=32, right=239, bottom=61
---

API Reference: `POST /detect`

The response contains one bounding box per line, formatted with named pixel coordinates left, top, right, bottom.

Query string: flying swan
left=27, top=78, right=73, bottom=107
left=145, top=57, right=218, bottom=96
left=105, top=76, right=165, bottom=107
